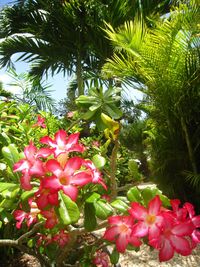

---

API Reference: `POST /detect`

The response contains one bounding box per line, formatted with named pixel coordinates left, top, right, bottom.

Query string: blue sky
left=0, top=0, right=143, bottom=103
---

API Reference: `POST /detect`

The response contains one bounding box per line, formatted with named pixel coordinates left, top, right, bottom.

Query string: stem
left=66, top=118, right=81, bottom=132
left=181, top=117, right=197, bottom=173
left=110, top=139, right=120, bottom=200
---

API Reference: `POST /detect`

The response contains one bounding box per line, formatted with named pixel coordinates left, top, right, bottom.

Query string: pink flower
left=129, top=195, right=164, bottom=240
left=13, top=198, right=39, bottom=229
left=93, top=250, right=109, bottom=267
left=13, top=141, right=52, bottom=190
left=66, top=111, right=75, bottom=118
left=53, top=230, right=69, bottom=247
left=149, top=212, right=194, bottom=262
left=43, top=157, right=92, bottom=201
left=83, top=160, right=107, bottom=189
left=41, top=208, right=58, bottom=229
left=32, top=115, right=46, bottom=128
left=103, top=215, right=141, bottom=253
left=40, top=130, right=85, bottom=157
left=183, top=202, right=200, bottom=248
left=92, top=141, right=100, bottom=148
left=35, top=186, right=59, bottom=210
left=37, top=233, right=54, bottom=246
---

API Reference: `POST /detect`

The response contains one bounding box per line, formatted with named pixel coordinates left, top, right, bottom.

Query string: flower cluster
left=13, top=129, right=107, bottom=244
left=103, top=195, right=200, bottom=262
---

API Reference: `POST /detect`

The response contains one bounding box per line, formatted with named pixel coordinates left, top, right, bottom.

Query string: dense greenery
left=103, top=0, right=200, bottom=207
left=0, top=1, right=200, bottom=265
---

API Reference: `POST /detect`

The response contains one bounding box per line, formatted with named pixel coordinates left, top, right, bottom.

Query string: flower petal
left=62, top=185, right=78, bottom=201
left=172, top=222, right=194, bottom=236
left=55, top=129, right=67, bottom=147
left=159, top=239, right=174, bottom=262
left=103, top=226, right=119, bottom=241
left=20, top=173, right=32, bottom=190
left=132, top=221, right=148, bottom=237
left=71, top=172, right=92, bottom=186
left=46, top=159, right=62, bottom=177
left=129, top=202, right=147, bottom=220
left=42, top=176, right=61, bottom=190
left=148, top=195, right=162, bottom=215
left=116, top=233, right=129, bottom=253
left=170, top=235, right=191, bottom=256
left=64, top=157, right=83, bottom=176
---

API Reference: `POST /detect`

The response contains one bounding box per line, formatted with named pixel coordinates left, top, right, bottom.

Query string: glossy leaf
left=58, top=191, right=80, bottom=225
left=94, top=199, right=113, bottom=219
left=86, top=192, right=101, bottom=203
left=127, top=186, right=143, bottom=204
left=92, top=154, right=106, bottom=169
left=111, top=198, right=129, bottom=212
left=84, top=203, right=97, bottom=231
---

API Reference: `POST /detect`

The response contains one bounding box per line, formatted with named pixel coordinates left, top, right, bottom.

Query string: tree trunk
left=181, top=117, right=197, bottom=174
left=76, top=50, right=84, bottom=96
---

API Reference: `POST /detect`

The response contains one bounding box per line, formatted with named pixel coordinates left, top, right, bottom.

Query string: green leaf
left=111, top=199, right=129, bottom=212
left=92, top=155, right=106, bottom=169
left=89, top=103, right=101, bottom=112
left=141, top=188, right=154, bottom=206
left=0, top=182, right=19, bottom=193
left=110, top=247, right=120, bottom=264
left=127, top=186, right=143, bottom=204
left=2, top=144, right=21, bottom=170
left=21, top=188, right=37, bottom=202
left=86, top=192, right=101, bottom=203
left=58, top=191, right=80, bottom=225
left=94, top=200, right=113, bottom=219
left=84, top=203, right=97, bottom=231
left=0, top=199, right=15, bottom=209
left=82, top=109, right=96, bottom=120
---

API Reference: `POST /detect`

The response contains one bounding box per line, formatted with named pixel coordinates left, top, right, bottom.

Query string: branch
left=110, top=138, right=119, bottom=200
left=66, top=118, right=81, bottom=132
left=0, top=222, right=50, bottom=267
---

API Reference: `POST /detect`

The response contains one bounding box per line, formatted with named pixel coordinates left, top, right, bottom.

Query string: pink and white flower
left=13, top=141, right=52, bottom=190
left=103, top=215, right=141, bottom=253
left=40, top=130, right=85, bottom=157
left=43, top=157, right=92, bottom=201
left=129, top=195, right=164, bottom=240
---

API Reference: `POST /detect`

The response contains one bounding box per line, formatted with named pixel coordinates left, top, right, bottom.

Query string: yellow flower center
left=146, top=214, right=156, bottom=225
left=57, top=153, right=68, bottom=168
left=119, top=223, right=129, bottom=233
left=59, top=176, right=68, bottom=185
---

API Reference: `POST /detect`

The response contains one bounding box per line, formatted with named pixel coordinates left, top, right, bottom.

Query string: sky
left=0, top=0, right=143, bottom=103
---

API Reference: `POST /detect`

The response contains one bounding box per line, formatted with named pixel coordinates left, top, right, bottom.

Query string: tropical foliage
left=0, top=0, right=200, bottom=266
left=103, top=1, right=200, bottom=207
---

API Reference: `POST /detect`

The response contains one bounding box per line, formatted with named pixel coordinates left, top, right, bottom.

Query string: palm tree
left=102, top=1, right=200, bottom=205
left=0, top=0, right=172, bottom=98
left=7, top=68, right=56, bottom=111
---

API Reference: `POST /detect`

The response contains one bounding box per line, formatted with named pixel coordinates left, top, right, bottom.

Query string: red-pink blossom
left=13, top=198, right=39, bottom=229
left=93, top=250, right=109, bottom=267
left=183, top=202, right=200, bottom=248
left=92, top=141, right=100, bottom=148
left=103, top=215, right=141, bottom=253
left=37, top=233, right=54, bottom=246
left=40, top=130, right=85, bottom=157
left=32, top=115, right=46, bottom=128
left=129, top=195, right=164, bottom=240
left=13, top=141, right=52, bottom=190
left=43, top=157, right=92, bottom=201
left=149, top=212, right=194, bottom=262
left=83, top=160, right=107, bottom=190
left=41, top=208, right=58, bottom=229
left=52, top=230, right=69, bottom=247
left=35, top=186, right=59, bottom=210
